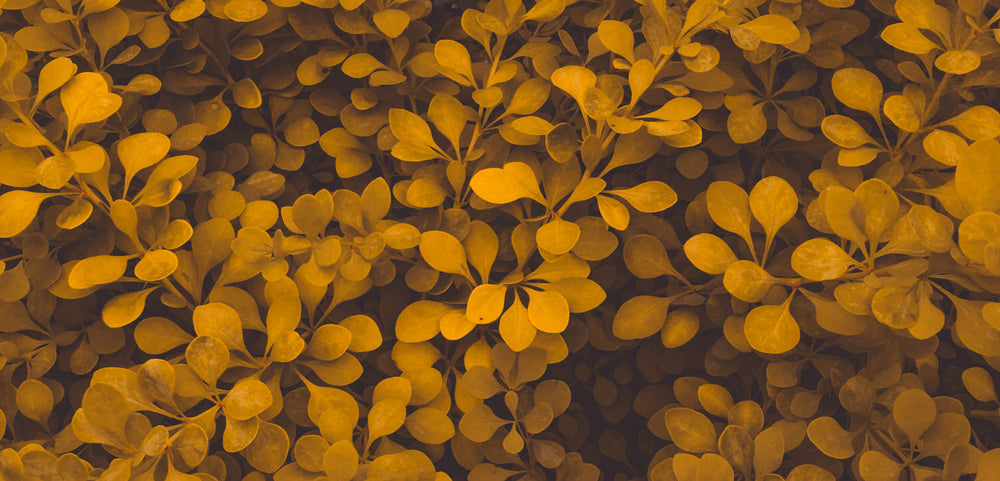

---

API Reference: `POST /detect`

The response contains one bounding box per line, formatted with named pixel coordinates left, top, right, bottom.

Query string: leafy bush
left=3, top=0, right=1000, bottom=480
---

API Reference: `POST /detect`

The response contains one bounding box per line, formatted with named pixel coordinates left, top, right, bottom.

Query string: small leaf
left=883, top=95, right=921, bottom=132
left=102, top=287, right=158, bottom=328
left=324, top=440, right=359, bottom=481
left=368, top=399, right=406, bottom=439
left=723, top=260, right=777, bottom=303
left=467, top=284, right=507, bottom=324
left=597, top=20, right=634, bottom=61
left=373, top=9, right=409, bottom=38
left=821, top=115, right=879, bottom=148
left=612, top=295, right=671, bottom=340
left=459, top=404, right=507, bottom=442
left=606, top=181, right=678, bottom=213
left=420, top=230, right=471, bottom=277
left=956, top=139, right=1000, bottom=214
left=223, top=378, right=272, bottom=420
left=744, top=298, right=799, bottom=354
left=806, top=417, right=855, bottom=459
left=880, top=23, right=940, bottom=54
left=935, top=50, right=980, bottom=74
left=551, top=65, right=597, bottom=108
left=831, top=68, right=883, bottom=118
left=664, top=407, right=717, bottom=453
left=749, top=176, right=798, bottom=254
left=69, top=255, right=130, bottom=289
left=405, top=407, right=455, bottom=444
left=791, top=238, right=858, bottom=281
left=61, top=72, right=122, bottom=137
left=526, top=289, right=570, bottom=334
left=706, top=181, right=753, bottom=248
left=892, top=388, right=936, bottom=444
left=0, top=191, right=55, bottom=238
left=186, top=336, right=229, bottom=386
left=684, top=233, right=738, bottom=275
left=859, top=450, right=902, bottom=481
left=469, top=162, right=546, bottom=205
left=16, top=379, right=53, bottom=425
left=536, top=216, right=580, bottom=255
left=740, top=14, right=801, bottom=44
left=396, top=301, right=452, bottom=342
left=134, top=249, right=178, bottom=281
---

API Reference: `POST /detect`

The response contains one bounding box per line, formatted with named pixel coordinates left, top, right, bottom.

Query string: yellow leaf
left=536, top=216, right=580, bottom=255
left=193, top=303, right=248, bottom=353
left=596, top=195, right=630, bottom=230
left=223, top=378, right=272, bottom=420
left=459, top=404, right=507, bottom=442
left=791, top=238, right=858, bottom=281
left=880, top=23, right=940, bottom=54
left=135, top=317, right=194, bottom=354
left=61, top=72, right=122, bottom=137
left=822, top=186, right=867, bottom=246
left=243, top=421, right=288, bottom=473
left=664, top=407, right=717, bottom=453
left=854, top=178, right=899, bottom=246
left=956, top=139, right=1000, bottom=213
left=707, top=181, right=753, bottom=248
left=16, top=379, right=53, bottom=425
left=831, top=68, right=883, bottom=118
left=118, top=132, right=171, bottom=193
left=339, top=314, right=382, bottom=353
left=551, top=65, right=597, bottom=108
left=505, top=78, right=550, bottom=116
left=224, top=0, right=267, bottom=22
left=324, top=440, right=359, bottom=481
left=896, top=0, right=951, bottom=35
left=526, top=289, right=569, bottom=334
left=373, top=9, right=410, bottom=38
left=612, top=295, right=670, bottom=340
left=499, top=297, right=536, bottom=351
left=405, top=407, right=455, bottom=444
left=837, top=146, right=881, bottom=167
left=469, top=162, right=546, bottom=204
left=922, top=130, right=967, bottom=166
left=958, top=212, right=1000, bottom=265
left=882, top=94, right=921, bottom=132
left=101, top=287, right=158, bottom=328
left=87, top=8, right=129, bottom=62
left=661, top=309, right=699, bottom=348
left=396, top=301, right=452, bottom=342
left=368, top=399, right=406, bottom=439
left=892, top=388, right=936, bottom=443
left=467, top=284, right=507, bottom=324
left=69, top=255, right=130, bottom=289
left=684, top=233, right=738, bottom=275
left=935, top=50, right=980, bottom=74
left=231, top=78, right=262, bottom=109
left=134, top=249, right=178, bottom=281
left=186, top=336, right=229, bottom=385
left=35, top=57, right=77, bottom=109
left=307, top=324, right=352, bottom=361
left=606, top=181, right=678, bottom=213
left=624, top=234, right=682, bottom=279
left=170, top=0, right=205, bottom=21
left=639, top=97, right=703, bottom=121
left=749, top=176, right=797, bottom=255
left=744, top=298, right=799, bottom=354
left=807, top=417, right=856, bottom=459
left=727, top=103, right=766, bottom=144
left=511, top=116, right=556, bottom=136
left=0, top=190, right=55, bottom=238
left=419, top=230, right=471, bottom=277
left=942, top=106, right=1000, bottom=141
left=597, top=20, right=634, bottom=62
left=723, top=260, right=777, bottom=303
left=739, top=14, right=801, bottom=44
left=428, top=94, right=467, bottom=151
left=434, top=39, right=475, bottom=87
left=406, top=178, right=448, bottom=208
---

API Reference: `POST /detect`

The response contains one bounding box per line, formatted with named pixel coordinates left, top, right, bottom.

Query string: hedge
left=2, top=0, right=1000, bottom=480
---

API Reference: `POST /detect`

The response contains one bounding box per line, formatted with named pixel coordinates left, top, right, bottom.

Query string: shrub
left=2, top=0, right=1000, bottom=480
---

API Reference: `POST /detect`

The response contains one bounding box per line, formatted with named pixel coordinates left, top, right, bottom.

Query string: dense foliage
left=3, top=0, right=1000, bottom=479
